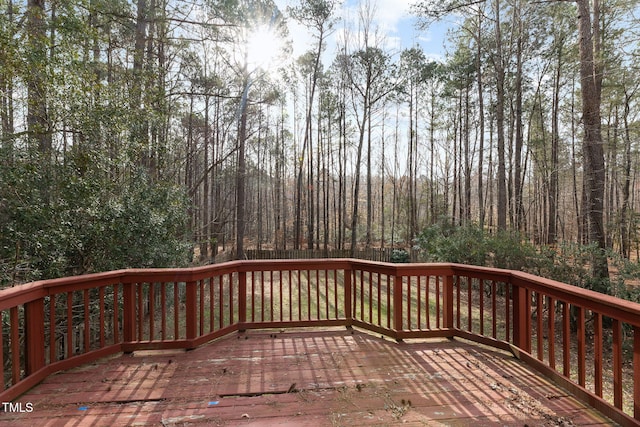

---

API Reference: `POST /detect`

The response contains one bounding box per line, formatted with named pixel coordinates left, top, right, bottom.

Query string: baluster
left=613, top=319, right=623, bottom=409
left=594, top=313, right=602, bottom=397
left=393, top=273, right=403, bottom=334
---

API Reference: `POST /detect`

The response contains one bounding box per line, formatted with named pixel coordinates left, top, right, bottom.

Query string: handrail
left=0, top=259, right=639, bottom=425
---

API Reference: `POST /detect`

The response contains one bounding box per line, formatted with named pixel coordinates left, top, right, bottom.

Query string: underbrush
left=415, top=221, right=640, bottom=302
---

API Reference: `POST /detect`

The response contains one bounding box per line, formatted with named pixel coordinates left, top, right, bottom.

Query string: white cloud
left=375, top=0, right=414, bottom=32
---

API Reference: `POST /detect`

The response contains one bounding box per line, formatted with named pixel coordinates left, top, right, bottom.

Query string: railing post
left=24, top=299, right=45, bottom=375
left=185, top=281, right=197, bottom=341
left=122, top=282, right=136, bottom=345
left=511, top=284, right=529, bottom=351
left=344, top=265, right=352, bottom=326
left=443, top=274, right=454, bottom=329
left=393, top=273, right=403, bottom=334
left=238, top=271, right=247, bottom=330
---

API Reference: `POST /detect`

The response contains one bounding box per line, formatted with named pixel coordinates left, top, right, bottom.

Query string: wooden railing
left=1, top=259, right=639, bottom=425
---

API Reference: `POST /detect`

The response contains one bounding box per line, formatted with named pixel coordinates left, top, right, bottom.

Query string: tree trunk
left=514, top=8, right=525, bottom=232
left=236, top=78, right=250, bottom=260
left=351, top=97, right=368, bottom=255
left=381, top=108, right=386, bottom=247
left=366, top=105, right=373, bottom=248
left=549, top=41, right=563, bottom=244
left=576, top=0, right=609, bottom=282
left=131, top=0, right=148, bottom=167
left=494, top=0, right=507, bottom=231
left=464, top=83, right=471, bottom=223
left=202, top=94, right=210, bottom=260
left=408, top=81, right=417, bottom=238
left=1, top=0, right=15, bottom=157
left=26, top=0, right=51, bottom=161
left=621, top=88, right=633, bottom=258
left=476, top=9, right=485, bottom=228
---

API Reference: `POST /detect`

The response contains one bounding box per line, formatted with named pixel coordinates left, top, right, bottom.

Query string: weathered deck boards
left=0, top=328, right=615, bottom=426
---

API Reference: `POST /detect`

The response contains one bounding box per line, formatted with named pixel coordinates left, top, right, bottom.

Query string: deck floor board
left=0, top=328, right=616, bottom=426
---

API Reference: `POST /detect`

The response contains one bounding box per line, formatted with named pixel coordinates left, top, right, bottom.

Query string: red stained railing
left=1, top=260, right=640, bottom=425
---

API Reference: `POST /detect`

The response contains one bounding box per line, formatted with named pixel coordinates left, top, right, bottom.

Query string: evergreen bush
left=0, top=158, right=191, bottom=287
left=414, top=220, right=639, bottom=298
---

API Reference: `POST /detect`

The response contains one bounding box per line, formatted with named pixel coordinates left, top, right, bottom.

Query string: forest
left=1, top=0, right=640, bottom=291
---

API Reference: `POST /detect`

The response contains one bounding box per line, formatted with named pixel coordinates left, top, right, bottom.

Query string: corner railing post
left=185, top=281, right=197, bottom=341
left=344, top=264, right=352, bottom=326
left=122, top=282, right=136, bottom=345
left=443, top=274, right=454, bottom=329
left=24, top=298, right=45, bottom=375
left=512, top=283, right=529, bottom=351
left=238, top=270, right=247, bottom=330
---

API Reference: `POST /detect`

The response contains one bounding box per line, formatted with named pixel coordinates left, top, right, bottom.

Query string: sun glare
left=246, top=25, right=281, bottom=71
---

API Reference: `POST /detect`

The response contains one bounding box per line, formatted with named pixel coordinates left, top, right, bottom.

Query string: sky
left=273, top=0, right=453, bottom=64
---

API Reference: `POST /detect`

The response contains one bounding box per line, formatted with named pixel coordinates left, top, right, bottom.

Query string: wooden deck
left=0, top=328, right=615, bottom=426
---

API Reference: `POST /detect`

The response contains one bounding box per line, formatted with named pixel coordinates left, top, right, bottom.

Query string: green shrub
left=1, top=159, right=191, bottom=286
left=413, top=219, right=640, bottom=309
left=415, top=221, right=611, bottom=292
left=489, top=230, right=548, bottom=272
left=390, top=249, right=410, bottom=263
left=415, top=222, right=488, bottom=266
